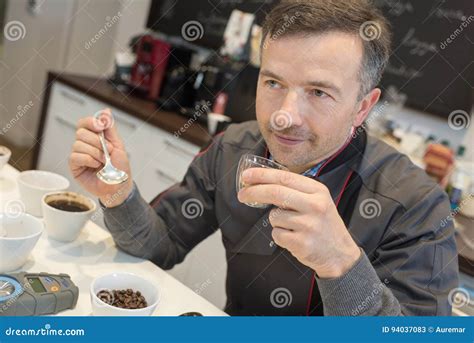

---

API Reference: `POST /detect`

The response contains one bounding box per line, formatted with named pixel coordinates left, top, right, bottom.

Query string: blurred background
left=0, top=0, right=473, bottom=314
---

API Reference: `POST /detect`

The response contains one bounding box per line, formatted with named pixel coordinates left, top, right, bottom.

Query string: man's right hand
left=69, top=109, right=133, bottom=208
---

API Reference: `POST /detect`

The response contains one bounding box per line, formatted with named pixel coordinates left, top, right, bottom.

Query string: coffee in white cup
left=42, top=191, right=96, bottom=242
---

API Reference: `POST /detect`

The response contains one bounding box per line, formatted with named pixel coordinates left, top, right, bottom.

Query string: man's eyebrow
left=260, top=69, right=341, bottom=97
left=260, top=69, right=283, bottom=80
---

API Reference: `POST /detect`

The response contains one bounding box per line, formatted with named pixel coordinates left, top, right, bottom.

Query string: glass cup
left=236, top=153, right=289, bottom=208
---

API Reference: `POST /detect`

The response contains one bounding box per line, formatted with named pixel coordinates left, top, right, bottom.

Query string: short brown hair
left=261, top=0, right=392, bottom=99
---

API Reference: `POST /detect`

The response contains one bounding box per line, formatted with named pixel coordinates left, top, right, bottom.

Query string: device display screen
left=28, top=278, right=47, bottom=293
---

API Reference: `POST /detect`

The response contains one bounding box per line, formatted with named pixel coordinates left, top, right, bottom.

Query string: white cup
left=207, top=112, right=231, bottom=136
left=90, top=272, right=160, bottom=316
left=0, top=146, right=12, bottom=170
left=0, top=212, right=43, bottom=273
left=17, top=170, right=70, bottom=217
left=42, top=191, right=96, bottom=242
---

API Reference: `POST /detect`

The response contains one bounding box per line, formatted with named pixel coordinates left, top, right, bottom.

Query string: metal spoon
left=96, top=130, right=129, bottom=185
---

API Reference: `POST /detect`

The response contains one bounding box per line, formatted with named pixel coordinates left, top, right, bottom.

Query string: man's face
left=256, top=32, right=367, bottom=173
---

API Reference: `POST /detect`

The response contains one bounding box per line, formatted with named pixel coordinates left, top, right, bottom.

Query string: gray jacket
left=102, top=121, right=458, bottom=316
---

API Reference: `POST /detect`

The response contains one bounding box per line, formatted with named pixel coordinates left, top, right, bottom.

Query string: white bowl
left=0, top=212, right=43, bottom=273
left=18, top=170, right=70, bottom=217
left=90, top=272, right=160, bottom=316
left=0, top=146, right=12, bottom=170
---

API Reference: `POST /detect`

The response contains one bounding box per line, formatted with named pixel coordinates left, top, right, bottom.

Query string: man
left=69, top=0, right=458, bottom=316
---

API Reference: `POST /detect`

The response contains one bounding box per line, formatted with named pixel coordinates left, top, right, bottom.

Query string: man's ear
left=353, top=88, right=381, bottom=127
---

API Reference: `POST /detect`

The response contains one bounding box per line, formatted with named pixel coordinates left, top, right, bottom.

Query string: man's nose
left=280, top=90, right=303, bottom=127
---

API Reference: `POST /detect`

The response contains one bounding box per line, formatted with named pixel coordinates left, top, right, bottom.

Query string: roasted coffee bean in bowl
left=90, top=273, right=159, bottom=316
left=96, top=289, right=148, bottom=309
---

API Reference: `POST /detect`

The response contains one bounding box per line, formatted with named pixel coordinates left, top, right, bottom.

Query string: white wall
left=61, top=0, right=122, bottom=76
left=0, top=0, right=151, bottom=147
left=114, top=0, right=151, bottom=53
left=0, top=0, right=74, bottom=147
left=63, top=0, right=151, bottom=76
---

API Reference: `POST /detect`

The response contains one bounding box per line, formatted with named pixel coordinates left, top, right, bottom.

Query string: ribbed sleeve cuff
left=316, top=249, right=385, bottom=316
left=99, top=183, right=148, bottom=235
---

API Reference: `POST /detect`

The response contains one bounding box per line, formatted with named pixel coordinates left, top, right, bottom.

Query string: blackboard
left=147, top=0, right=473, bottom=117
left=146, top=0, right=276, bottom=50
left=376, top=0, right=474, bottom=117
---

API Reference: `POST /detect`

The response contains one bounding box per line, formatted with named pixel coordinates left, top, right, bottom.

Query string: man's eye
left=265, top=80, right=280, bottom=89
left=312, top=89, right=326, bottom=97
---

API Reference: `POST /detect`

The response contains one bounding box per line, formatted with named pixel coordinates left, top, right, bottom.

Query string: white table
left=0, top=164, right=227, bottom=316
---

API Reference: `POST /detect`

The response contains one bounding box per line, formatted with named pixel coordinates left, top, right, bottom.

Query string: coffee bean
left=97, top=290, right=114, bottom=305
left=96, top=289, right=148, bottom=309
